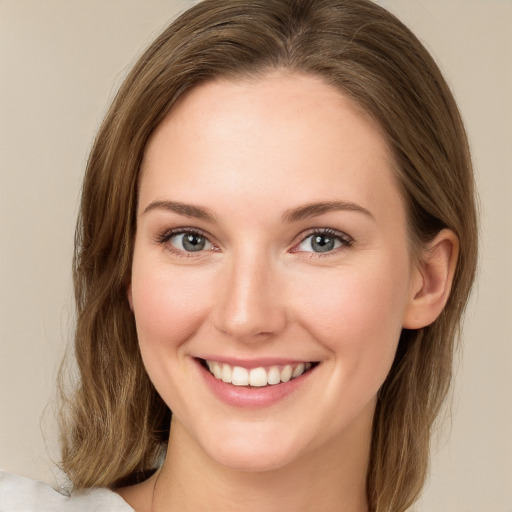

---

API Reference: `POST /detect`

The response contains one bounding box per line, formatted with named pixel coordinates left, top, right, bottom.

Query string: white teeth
left=292, top=363, right=305, bottom=378
left=212, top=362, right=222, bottom=379
left=205, top=360, right=313, bottom=387
left=231, top=366, right=249, bottom=386
left=280, top=365, right=292, bottom=382
left=221, top=364, right=232, bottom=383
left=267, top=366, right=281, bottom=385
left=249, top=367, right=268, bottom=387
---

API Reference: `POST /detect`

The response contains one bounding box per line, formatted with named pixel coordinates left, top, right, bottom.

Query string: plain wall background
left=0, top=1, right=511, bottom=510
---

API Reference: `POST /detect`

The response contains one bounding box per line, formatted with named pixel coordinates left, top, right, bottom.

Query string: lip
left=193, top=357, right=317, bottom=408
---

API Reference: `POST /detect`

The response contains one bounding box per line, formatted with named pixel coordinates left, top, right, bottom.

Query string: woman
left=0, top=0, right=477, bottom=511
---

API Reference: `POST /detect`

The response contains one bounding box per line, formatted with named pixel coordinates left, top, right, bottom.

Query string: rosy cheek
left=293, top=263, right=408, bottom=355
left=131, top=265, right=214, bottom=407
left=131, top=264, right=212, bottom=351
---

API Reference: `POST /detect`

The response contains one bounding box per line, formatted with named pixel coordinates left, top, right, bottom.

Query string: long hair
left=59, top=1, right=478, bottom=510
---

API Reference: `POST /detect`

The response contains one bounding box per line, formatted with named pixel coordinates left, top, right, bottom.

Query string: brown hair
left=60, top=1, right=478, bottom=510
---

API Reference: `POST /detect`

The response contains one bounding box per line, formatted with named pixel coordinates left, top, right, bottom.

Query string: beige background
left=0, top=1, right=511, bottom=510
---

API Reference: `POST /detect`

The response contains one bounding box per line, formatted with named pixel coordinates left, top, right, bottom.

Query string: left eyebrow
left=282, top=201, right=375, bottom=223
left=142, top=200, right=217, bottom=222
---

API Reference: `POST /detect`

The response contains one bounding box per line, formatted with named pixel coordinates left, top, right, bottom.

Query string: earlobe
left=403, top=229, right=459, bottom=329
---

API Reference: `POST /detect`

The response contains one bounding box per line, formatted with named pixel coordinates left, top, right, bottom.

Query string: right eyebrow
left=282, top=200, right=374, bottom=223
left=142, top=200, right=217, bottom=223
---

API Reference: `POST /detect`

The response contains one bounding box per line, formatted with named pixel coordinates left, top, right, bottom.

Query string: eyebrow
left=282, top=201, right=374, bottom=223
left=142, top=199, right=373, bottom=224
left=142, top=200, right=217, bottom=222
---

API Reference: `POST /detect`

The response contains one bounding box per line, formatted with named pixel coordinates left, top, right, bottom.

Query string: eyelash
left=292, top=228, right=354, bottom=256
left=156, top=227, right=216, bottom=258
left=155, top=227, right=353, bottom=257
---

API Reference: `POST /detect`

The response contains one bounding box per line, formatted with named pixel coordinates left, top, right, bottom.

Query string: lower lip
left=195, top=359, right=315, bottom=408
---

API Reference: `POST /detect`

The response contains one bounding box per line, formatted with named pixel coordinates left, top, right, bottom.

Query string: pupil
left=312, top=234, right=334, bottom=253
left=183, top=233, right=205, bottom=252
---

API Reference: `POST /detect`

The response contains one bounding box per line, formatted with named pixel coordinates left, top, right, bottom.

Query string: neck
left=151, top=416, right=371, bottom=512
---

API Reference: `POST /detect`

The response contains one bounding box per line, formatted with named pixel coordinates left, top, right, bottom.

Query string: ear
left=403, top=229, right=459, bottom=329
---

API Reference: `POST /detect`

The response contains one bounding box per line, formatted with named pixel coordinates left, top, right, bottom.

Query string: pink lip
left=193, top=358, right=316, bottom=409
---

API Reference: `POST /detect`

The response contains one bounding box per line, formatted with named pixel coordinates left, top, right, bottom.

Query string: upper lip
left=195, top=356, right=316, bottom=369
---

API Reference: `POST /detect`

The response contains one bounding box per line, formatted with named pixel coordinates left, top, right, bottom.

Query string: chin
left=209, top=446, right=297, bottom=473
left=196, top=424, right=305, bottom=473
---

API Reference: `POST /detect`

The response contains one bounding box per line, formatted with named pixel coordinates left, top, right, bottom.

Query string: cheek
left=130, top=257, right=217, bottom=410
left=130, top=260, right=213, bottom=356
left=292, top=259, right=410, bottom=378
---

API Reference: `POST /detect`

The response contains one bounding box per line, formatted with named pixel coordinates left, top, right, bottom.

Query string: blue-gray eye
left=298, top=233, right=344, bottom=253
left=170, top=232, right=212, bottom=252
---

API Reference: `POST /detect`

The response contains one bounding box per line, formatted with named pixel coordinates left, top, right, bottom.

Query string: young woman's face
left=130, top=72, right=420, bottom=472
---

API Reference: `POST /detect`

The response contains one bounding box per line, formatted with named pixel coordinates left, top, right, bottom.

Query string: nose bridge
left=213, top=247, right=286, bottom=341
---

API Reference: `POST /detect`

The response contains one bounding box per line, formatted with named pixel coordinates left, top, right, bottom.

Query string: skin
left=120, top=71, right=458, bottom=512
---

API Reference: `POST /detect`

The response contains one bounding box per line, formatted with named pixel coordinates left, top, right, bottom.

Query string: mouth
left=198, top=358, right=319, bottom=387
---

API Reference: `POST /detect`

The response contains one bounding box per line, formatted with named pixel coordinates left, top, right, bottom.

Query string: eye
left=169, top=231, right=212, bottom=252
left=295, top=229, right=352, bottom=254
left=156, top=228, right=215, bottom=255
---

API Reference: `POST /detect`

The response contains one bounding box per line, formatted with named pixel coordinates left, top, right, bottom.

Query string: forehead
left=139, top=71, right=403, bottom=225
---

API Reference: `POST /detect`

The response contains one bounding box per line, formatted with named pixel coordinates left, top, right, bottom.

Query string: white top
left=0, top=471, right=133, bottom=511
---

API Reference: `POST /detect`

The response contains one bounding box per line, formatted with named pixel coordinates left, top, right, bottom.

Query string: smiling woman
left=0, top=1, right=478, bottom=511
left=129, top=74, right=424, bottom=481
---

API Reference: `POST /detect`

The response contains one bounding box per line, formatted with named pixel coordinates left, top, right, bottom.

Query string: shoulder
left=0, top=471, right=134, bottom=511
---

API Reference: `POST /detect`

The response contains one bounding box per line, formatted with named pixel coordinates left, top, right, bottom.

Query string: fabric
left=0, top=471, right=133, bottom=512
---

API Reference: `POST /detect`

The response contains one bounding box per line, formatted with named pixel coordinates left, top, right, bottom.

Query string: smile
left=202, top=359, right=315, bottom=387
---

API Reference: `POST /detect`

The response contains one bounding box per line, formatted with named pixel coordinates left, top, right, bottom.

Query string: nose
left=212, top=252, right=287, bottom=342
